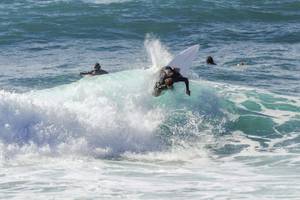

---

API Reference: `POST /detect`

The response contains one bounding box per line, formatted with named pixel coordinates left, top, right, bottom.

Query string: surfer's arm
left=80, top=70, right=93, bottom=76
left=174, top=76, right=190, bottom=96
left=80, top=72, right=88, bottom=75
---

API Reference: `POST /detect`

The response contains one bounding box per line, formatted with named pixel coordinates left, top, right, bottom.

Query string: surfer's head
left=94, top=63, right=101, bottom=71
left=206, top=56, right=216, bottom=65
left=165, top=78, right=173, bottom=88
left=164, top=66, right=174, bottom=77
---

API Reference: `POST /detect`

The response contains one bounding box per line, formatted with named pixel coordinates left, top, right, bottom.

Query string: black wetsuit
left=169, top=71, right=189, bottom=92
left=80, top=69, right=108, bottom=76
left=153, top=66, right=190, bottom=96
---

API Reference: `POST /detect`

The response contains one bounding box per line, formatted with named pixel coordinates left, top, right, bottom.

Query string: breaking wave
left=0, top=38, right=299, bottom=161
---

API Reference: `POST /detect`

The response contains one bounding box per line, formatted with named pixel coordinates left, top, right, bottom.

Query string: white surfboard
left=167, top=44, right=199, bottom=75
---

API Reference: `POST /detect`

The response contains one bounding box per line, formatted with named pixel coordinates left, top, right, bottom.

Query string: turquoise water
left=0, top=0, right=300, bottom=199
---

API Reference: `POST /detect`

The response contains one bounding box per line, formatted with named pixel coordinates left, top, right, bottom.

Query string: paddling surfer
left=80, top=63, right=108, bottom=76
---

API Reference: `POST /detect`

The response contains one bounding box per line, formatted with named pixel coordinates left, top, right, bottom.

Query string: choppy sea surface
left=1, top=0, right=300, bottom=199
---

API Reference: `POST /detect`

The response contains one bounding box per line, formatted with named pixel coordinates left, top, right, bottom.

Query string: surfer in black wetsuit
left=80, top=63, right=108, bottom=76
left=206, top=56, right=216, bottom=65
left=153, top=66, right=191, bottom=96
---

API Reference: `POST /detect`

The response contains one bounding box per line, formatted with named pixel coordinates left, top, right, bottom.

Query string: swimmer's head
left=206, top=56, right=216, bottom=65
left=94, top=63, right=101, bottom=70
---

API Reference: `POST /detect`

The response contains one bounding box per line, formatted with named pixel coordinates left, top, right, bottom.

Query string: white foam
left=0, top=70, right=166, bottom=158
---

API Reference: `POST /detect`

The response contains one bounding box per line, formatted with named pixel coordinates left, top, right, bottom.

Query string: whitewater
left=1, top=0, right=300, bottom=199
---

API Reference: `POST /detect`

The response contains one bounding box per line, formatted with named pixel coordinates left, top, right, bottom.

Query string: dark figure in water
left=206, top=56, right=216, bottom=65
left=80, top=63, right=108, bottom=76
left=153, top=66, right=191, bottom=96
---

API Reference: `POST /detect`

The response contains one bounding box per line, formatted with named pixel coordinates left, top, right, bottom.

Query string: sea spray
left=144, top=34, right=173, bottom=71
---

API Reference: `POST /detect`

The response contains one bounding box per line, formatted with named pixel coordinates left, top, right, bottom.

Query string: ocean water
left=1, top=0, right=300, bottom=199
